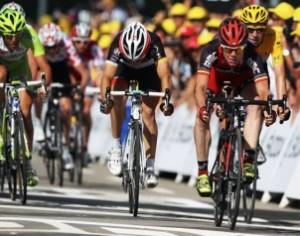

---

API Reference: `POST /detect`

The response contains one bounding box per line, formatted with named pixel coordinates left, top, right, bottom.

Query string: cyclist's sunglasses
left=45, top=44, right=59, bottom=50
left=247, top=26, right=266, bottom=34
left=221, top=45, right=246, bottom=54
left=73, top=39, right=90, bottom=45
left=2, top=31, right=23, bottom=40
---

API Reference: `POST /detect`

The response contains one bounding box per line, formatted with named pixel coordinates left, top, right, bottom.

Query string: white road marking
left=149, top=187, right=175, bottom=195
left=102, top=227, right=178, bottom=236
left=0, top=218, right=276, bottom=236
left=0, top=222, right=23, bottom=228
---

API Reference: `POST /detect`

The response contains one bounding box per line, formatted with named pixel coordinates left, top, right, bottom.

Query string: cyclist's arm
left=74, top=63, right=89, bottom=90
left=34, top=55, right=52, bottom=86
left=26, top=25, right=51, bottom=84
left=27, top=49, right=38, bottom=80
left=272, top=30, right=286, bottom=99
left=157, top=57, right=171, bottom=92
left=254, top=77, right=269, bottom=100
left=100, top=62, right=117, bottom=101
left=195, top=70, right=209, bottom=108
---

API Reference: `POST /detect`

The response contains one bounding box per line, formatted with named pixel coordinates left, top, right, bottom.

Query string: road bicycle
left=0, top=77, right=45, bottom=205
left=43, top=83, right=71, bottom=186
left=105, top=81, right=172, bottom=217
left=207, top=87, right=285, bottom=230
left=69, top=86, right=84, bottom=185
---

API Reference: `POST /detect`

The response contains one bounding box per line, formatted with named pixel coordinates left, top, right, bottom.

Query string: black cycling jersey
left=106, top=31, right=166, bottom=91
left=198, top=39, right=268, bottom=81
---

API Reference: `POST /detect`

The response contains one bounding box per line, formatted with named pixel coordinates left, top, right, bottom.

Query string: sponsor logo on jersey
left=247, top=58, right=261, bottom=74
left=203, top=52, right=217, bottom=68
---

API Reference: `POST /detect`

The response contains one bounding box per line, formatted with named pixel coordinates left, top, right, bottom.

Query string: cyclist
left=99, top=22, right=173, bottom=188
left=0, top=2, right=52, bottom=143
left=194, top=17, right=275, bottom=197
left=240, top=4, right=291, bottom=173
left=38, top=23, right=89, bottom=170
left=0, top=8, right=51, bottom=187
left=70, top=22, right=104, bottom=163
left=240, top=5, right=290, bottom=120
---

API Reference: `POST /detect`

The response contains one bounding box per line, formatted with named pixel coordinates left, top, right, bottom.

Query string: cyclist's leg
left=107, top=77, right=127, bottom=176
left=82, top=95, right=93, bottom=164
left=83, top=96, right=93, bottom=150
left=0, top=65, right=7, bottom=159
left=241, top=80, right=268, bottom=180
left=0, top=64, right=7, bottom=106
left=59, top=96, right=74, bottom=169
left=19, top=89, right=39, bottom=186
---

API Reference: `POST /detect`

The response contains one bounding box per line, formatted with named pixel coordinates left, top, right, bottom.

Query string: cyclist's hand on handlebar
left=100, top=98, right=113, bottom=114
left=159, top=88, right=174, bottom=116
left=198, top=106, right=210, bottom=123
left=277, top=106, right=291, bottom=122
left=263, top=109, right=277, bottom=126
left=37, top=85, right=47, bottom=101
left=159, top=102, right=174, bottom=116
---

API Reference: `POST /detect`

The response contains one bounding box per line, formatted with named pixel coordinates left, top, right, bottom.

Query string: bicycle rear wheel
left=211, top=129, right=226, bottom=227
left=43, top=114, right=55, bottom=185
left=74, top=122, right=84, bottom=185
left=128, top=124, right=141, bottom=217
left=242, top=153, right=258, bottom=223
left=227, top=128, right=242, bottom=230
left=17, top=114, right=28, bottom=205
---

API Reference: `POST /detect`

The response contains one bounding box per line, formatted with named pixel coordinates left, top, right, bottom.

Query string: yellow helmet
left=38, top=14, right=53, bottom=27
left=268, top=2, right=294, bottom=21
left=169, top=3, right=187, bottom=17
left=293, top=7, right=300, bottom=22
left=241, top=5, right=268, bottom=24
left=205, top=18, right=221, bottom=29
left=98, top=34, right=112, bottom=49
left=99, top=22, right=111, bottom=35
left=109, top=20, right=121, bottom=34
left=232, top=9, right=243, bottom=18
left=198, top=31, right=215, bottom=46
left=187, top=6, right=207, bottom=21
left=161, top=18, right=176, bottom=35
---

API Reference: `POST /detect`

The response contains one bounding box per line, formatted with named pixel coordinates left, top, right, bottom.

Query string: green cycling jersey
left=0, top=24, right=44, bottom=81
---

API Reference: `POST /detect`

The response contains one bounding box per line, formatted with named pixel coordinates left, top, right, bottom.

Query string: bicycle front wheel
left=17, top=114, right=29, bottom=205
left=242, top=152, right=258, bottom=223
left=211, top=129, right=226, bottom=227
left=128, top=124, right=142, bottom=217
left=227, top=128, right=242, bottom=230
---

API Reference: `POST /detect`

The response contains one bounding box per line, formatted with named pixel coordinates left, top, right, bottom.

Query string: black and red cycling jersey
left=197, top=39, right=268, bottom=94
left=106, top=31, right=166, bottom=91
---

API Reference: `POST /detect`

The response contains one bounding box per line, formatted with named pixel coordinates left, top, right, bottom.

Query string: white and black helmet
left=119, top=22, right=151, bottom=61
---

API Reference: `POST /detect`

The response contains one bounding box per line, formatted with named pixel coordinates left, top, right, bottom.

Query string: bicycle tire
left=2, top=112, right=13, bottom=198
left=75, top=122, right=84, bottom=185
left=227, top=128, right=242, bottom=230
left=242, top=152, right=258, bottom=223
left=128, top=123, right=141, bottom=217
left=211, top=129, right=227, bottom=227
left=54, top=112, right=64, bottom=187
left=17, top=114, right=29, bottom=205
left=43, top=114, right=55, bottom=185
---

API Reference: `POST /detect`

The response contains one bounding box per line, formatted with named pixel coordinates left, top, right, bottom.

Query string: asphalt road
left=0, top=155, right=299, bottom=236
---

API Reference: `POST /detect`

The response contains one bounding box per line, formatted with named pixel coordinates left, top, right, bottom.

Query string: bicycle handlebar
left=109, top=90, right=165, bottom=97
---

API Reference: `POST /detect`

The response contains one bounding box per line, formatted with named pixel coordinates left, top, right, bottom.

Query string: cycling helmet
left=219, top=17, right=248, bottom=47
left=38, top=23, right=63, bottom=47
left=240, top=5, right=268, bottom=25
left=119, top=22, right=151, bottom=61
left=0, top=2, right=25, bottom=17
left=0, top=9, right=26, bottom=35
left=70, top=23, right=92, bottom=40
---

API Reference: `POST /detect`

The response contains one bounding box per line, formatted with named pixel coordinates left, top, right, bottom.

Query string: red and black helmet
left=219, top=17, right=248, bottom=47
